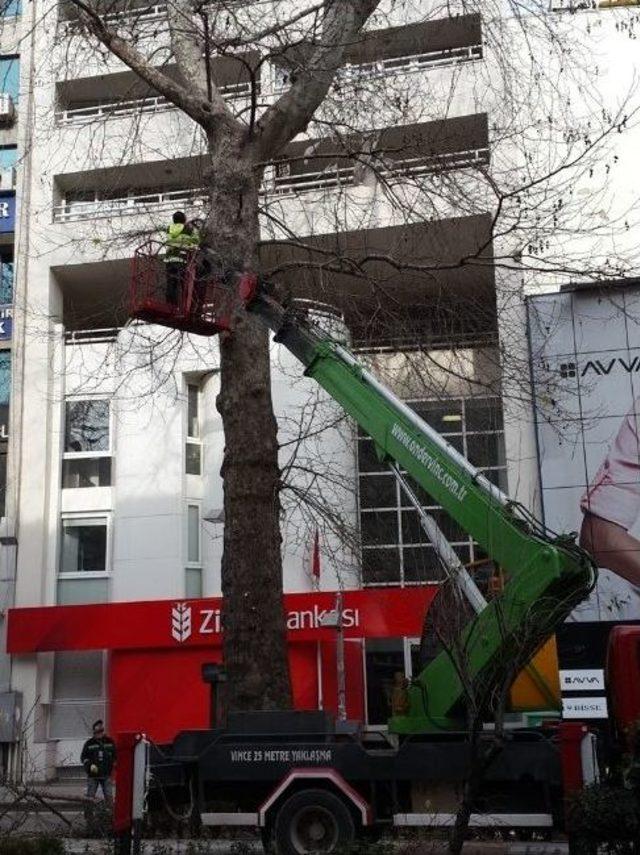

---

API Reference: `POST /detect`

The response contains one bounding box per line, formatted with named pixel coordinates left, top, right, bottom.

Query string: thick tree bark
left=208, top=134, right=292, bottom=710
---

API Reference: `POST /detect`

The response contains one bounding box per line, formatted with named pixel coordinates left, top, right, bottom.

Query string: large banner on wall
left=528, top=284, right=640, bottom=622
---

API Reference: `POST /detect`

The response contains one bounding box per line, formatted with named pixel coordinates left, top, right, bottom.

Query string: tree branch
left=252, top=0, right=380, bottom=161
left=68, top=0, right=234, bottom=131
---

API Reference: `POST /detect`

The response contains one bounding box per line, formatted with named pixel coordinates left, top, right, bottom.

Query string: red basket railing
left=130, top=240, right=234, bottom=336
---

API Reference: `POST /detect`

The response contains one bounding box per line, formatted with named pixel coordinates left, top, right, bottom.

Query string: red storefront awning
left=7, top=587, right=437, bottom=653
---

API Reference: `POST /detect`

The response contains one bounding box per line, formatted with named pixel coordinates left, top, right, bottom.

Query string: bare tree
left=423, top=577, right=578, bottom=855
left=22, top=0, right=640, bottom=715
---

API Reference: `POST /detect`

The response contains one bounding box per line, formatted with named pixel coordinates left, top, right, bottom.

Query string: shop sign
left=0, top=306, right=12, bottom=341
left=0, top=193, right=15, bottom=234
left=562, top=696, right=608, bottom=720
left=529, top=284, right=640, bottom=623
left=7, top=586, right=436, bottom=654
left=559, top=669, right=605, bottom=692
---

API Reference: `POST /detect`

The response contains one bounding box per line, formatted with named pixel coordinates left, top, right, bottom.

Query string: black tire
left=273, top=788, right=356, bottom=855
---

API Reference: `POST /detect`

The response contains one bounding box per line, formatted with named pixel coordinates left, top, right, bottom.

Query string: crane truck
left=117, top=253, right=606, bottom=854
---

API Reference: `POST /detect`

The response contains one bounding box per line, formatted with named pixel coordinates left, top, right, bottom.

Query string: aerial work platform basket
left=130, top=240, right=236, bottom=336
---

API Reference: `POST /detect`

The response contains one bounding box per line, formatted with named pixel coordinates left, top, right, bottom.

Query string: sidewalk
left=62, top=840, right=570, bottom=855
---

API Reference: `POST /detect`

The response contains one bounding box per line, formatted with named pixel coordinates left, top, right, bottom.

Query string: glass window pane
left=0, top=56, right=19, bottom=101
left=60, top=519, right=107, bottom=573
left=57, top=577, right=109, bottom=604
left=65, top=400, right=110, bottom=452
left=0, top=351, right=10, bottom=406
left=360, top=510, right=398, bottom=546
left=397, top=475, right=436, bottom=508
left=186, top=441, right=201, bottom=475
left=187, top=384, right=199, bottom=438
left=403, top=546, right=443, bottom=583
left=0, top=0, right=21, bottom=17
left=482, top=467, right=508, bottom=491
left=466, top=433, right=504, bottom=469
left=0, top=256, right=13, bottom=303
left=359, top=474, right=396, bottom=509
left=62, top=457, right=111, bottom=488
left=440, top=433, right=464, bottom=454
left=357, top=438, right=385, bottom=473
left=466, top=398, right=503, bottom=433
left=362, top=547, right=401, bottom=584
left=410, top=400, right=462, bottom=431
left=187, top=504, right=200, bottom=563
left=365, top=638, right=404, bottom=725
left=185, top=567, right=202, bottom=598
left=0, top=145, right=16, bottom=170
left=403, top=509, right=467, bottom=544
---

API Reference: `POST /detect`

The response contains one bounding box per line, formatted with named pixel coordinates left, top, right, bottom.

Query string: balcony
left=55, top=12, right=483, bottom=113
left=267, top=115, right=489, bottom=199
left=551, top=0, right=638, bottom=9
left=58, top=0, right=168, bottom=34
left=57, top=80, right=252, bottom=125
left=53, top=186, right=208, bottom=223
left=56, top=55, right=259, bottom=126
left=274, top=14, right=483, bottom=90
left=53, top=115, right=490, bottom=222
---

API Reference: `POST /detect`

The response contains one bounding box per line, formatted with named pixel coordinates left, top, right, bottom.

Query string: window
left=58, top=516, right=109, bottom=604
left=60, top=517, right=107, bottom=573
left=0, top=350, right=9, bottom=406
left=0, top=247, right=13, bottom=303
left=186, top=383, right=202, bottom=475
left=185, top=504, right=202, bottom=597
left=0, top=56, right=19, bottom=101
left=50, top=651, right=105, bottom=739
left=63, top=399, right=112, bottom=487
left=0, top=0, right=21, bottom=17
left=365, top=637, right=422, bottom=725
left=0, top=145, right=16, bottom=171
left=365, top=639, right=404, bottom=725
left=359, top=396, right=507, bottom=586
left=186, top=567, right=203, bottom=598
left=187, top=504, right=200, bottom=564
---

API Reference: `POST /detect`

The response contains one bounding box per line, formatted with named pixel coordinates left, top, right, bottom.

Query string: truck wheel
left=274, top=788, right=356, bottom=854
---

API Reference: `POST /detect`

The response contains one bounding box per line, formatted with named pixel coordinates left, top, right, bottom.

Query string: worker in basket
left=164, top=210, right=201, bottom=307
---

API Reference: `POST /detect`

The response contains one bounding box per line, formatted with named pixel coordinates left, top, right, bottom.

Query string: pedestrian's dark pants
left=84, top=776, right=113, bottom=834
left=165, top=261, right=185, bottom=305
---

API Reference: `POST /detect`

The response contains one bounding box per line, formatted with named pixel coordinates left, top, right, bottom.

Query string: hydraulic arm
left=238, top=275, right=597, bottom=734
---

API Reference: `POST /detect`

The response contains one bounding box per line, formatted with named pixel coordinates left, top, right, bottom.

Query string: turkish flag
left=311, top=529, right=321, bottom=585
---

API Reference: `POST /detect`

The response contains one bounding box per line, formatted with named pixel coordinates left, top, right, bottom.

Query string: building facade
left=1, top=0, right=640, bottom=780
left=0, top=0, right=21, bottom=775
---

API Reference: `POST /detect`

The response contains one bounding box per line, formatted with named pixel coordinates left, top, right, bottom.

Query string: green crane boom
left=238, top=277, right=597, bottom=734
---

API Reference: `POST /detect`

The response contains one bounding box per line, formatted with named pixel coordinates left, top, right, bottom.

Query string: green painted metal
left=302, top=340, right=596, bottom=733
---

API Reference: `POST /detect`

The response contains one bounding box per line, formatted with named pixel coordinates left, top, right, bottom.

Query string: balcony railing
left=57, top=80, right=253, bottom=125
left=59, top=2, right=167, bottom=33
left=54, top=186, right=208, bottom=222
left=336, top=43, right=483, bottom=84
left=267, top=146, right=490, bottom=199
left=550, top=0, right=638, bottom=9
left=53, top=146, right=490, bottom=222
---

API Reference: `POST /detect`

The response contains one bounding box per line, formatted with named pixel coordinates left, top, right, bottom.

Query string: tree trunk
left=449, top=727, right=504, bottom=855
left=208, top=134, right=292, bottom=711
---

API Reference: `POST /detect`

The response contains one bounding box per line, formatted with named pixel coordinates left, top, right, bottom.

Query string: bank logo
left=171, top=602, right=192, bottom=643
